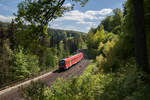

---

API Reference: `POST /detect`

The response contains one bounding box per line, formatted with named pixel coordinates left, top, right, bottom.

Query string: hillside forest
left=0, top=21, right=86, bottom=87
left=1, top=0, right=150, bottom=100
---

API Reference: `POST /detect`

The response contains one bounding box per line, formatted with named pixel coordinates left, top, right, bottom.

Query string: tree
left=11, top=49, right=31, bottom=80
left=11, top=48, right=40, bottom=80
left=0, top=23, right=13, bottom=86
left=14, top=0, right=88, bottom=61
left=15, top=0, right=88, bottom=35
left=132, top=0, right=149, bottom=73
left=101, top=8, right=123, bottom=34
left=79, top=34, right=84, bottom=49
left=59, top=41, right=65, bottom=59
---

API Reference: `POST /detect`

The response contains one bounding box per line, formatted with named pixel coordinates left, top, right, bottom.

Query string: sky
left=0, top=0, right=126, bottom=33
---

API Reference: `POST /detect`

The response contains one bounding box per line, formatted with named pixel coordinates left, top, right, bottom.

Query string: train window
left=59, top=60, right=65, bottom=66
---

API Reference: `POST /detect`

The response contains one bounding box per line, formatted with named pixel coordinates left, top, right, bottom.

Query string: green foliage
left=14, top=24, right=40, bottom=52
left=45, top=48, right=58, bottom=68
left=87, top=26, right=105, bottom=58
left=0, top=21, right=86, bottom=87
left=11, top=48, right=31, bottom=79
left=11, top=48, right=40, bottom=80
left=14, top=0, right=88, bottom=41
left=87, top=9, right=122, bottom=59
left=87, top=24, right=118, bottom=59
left=83, top=1, right=150, bottom=100
left=59, top=41, right=65, bottom=59
left=20, top=81, right=48, bottom=100
left=101, top=8, right=123, bottom=34
left=26, top=54, right=40, bottom=75
left=0, top=39, right=13, bottom=85
left=0, top=0, right=88, bottom=87
left=97, top=62, right=150, bottom=100
left=13, top=0, right=87, bottom=68
left=15, top=0, right=68, bottom=25
left=21, top=1, right=150, bottom=100
left=21, top=61, right=150, bottom=100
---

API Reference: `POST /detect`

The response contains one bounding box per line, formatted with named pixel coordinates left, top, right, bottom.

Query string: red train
left=59, top=52, right=83, bottom=70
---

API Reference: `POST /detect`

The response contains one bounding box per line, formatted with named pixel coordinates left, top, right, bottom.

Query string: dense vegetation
left=20, top=0, right=150, bottom=100
left=0, top=21, right=86, bottom=87
left=0, top=0, right=89, bottom=87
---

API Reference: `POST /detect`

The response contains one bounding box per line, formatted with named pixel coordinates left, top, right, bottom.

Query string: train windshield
left=59, top=60, right=65, bottom=66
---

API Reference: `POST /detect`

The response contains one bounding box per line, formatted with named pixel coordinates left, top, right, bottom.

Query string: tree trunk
left=132, top=0, right=149, bottom=73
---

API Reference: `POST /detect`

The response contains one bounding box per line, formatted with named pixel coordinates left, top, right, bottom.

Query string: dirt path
left=0, top=52, right=90, bottom=100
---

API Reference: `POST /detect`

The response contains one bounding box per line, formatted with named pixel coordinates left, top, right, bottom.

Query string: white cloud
left=0, top=15, right=15, bottom=22
left=98, top=16, right=105, bottom=20
left=76, top=20, right=94, bottom=25
left=85, top=10, right=98, bottom=15
left=98, top=8, right=113, bottom=15
left=52, top=8, right=113, bottom=32
left=57, top=10, right=97, bottom=22
left=85, top=8, right=112, bottom=16
left=63, top=3, right=72, bottom=7
left=54, top=9, right=110, bottom=31
left=86, top=26, right=91, bottom=31
left=50, top=23, right=61, bottom=29
left=56, top=8, right=112, bottom=23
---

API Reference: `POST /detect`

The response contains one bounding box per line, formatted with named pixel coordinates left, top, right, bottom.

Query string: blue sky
left=0, top=0, right=126, bottom=33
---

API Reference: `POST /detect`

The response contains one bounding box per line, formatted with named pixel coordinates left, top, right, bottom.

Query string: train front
left=59, top=60, right=65, bottom=69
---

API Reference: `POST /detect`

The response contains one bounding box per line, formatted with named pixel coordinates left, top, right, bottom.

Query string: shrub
left=26, top=55, right=40, bottom=75
left=11, top=48, right=40, bottom=80
left=45, top=48, right=58, bottom=69
left=20, top=81, right=48, bottom=100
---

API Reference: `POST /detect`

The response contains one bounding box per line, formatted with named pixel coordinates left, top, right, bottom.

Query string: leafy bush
left=26, top=55, right=40, bottom=75
left=20, top=81, right=48, bottom=100
left=45, top=48, right=58, bottom=69
left=11, top=48, right=40, bottom=80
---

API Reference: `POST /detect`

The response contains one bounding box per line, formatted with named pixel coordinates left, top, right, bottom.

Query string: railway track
left=0, top=52, right=90, bottom=100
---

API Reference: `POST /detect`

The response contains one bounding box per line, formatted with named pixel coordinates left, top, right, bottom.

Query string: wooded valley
left=0, top=21, right=86, bottom=87
left=0, top=0, right=150, bottom=100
